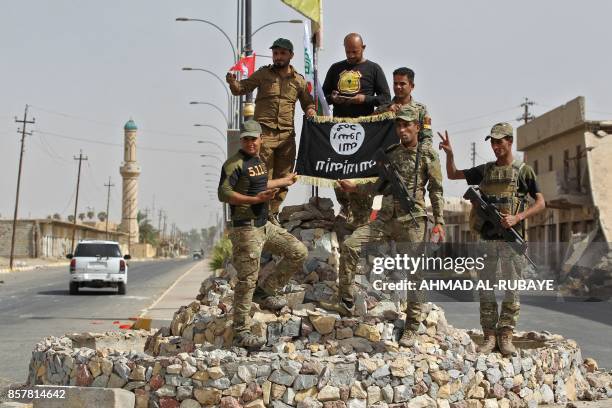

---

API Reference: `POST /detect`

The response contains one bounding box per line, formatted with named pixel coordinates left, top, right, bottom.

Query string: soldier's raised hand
left=438, top=131, right=453, bottom=155
left=336, top=179, right=357, bottom=192
left=226, top=72, right=237, bottom=83
left=283, top=173, right=299, bottom=187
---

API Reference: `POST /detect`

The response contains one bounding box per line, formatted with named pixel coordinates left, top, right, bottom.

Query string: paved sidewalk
left=138, top=260, right=212, bottom=328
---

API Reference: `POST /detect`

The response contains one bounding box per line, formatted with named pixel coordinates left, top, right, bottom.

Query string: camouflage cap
left=270, top=38, right=293, bottom=52
left=240, top=119, right=262, bottom=138
left=485, top=122, right=513, bottom=140
left=395, top=106, right=419, bottom=123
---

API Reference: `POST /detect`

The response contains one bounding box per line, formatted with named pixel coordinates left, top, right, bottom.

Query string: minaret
left=120, top=119, right=141, bottom=245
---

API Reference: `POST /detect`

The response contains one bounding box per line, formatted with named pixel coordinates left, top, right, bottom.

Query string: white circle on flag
left=330, top=123, right=365, bottom=155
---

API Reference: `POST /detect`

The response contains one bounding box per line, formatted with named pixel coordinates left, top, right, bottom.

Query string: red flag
left=229, top=54, right=256, bottom=77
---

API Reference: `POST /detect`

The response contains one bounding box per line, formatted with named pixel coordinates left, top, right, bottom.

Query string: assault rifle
left=463, top=186, right=536, bottom=268
left=374, top=148, right=419, bottom=227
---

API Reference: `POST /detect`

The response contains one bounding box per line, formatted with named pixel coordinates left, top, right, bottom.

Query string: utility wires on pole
left=70, top=151, right=88, bottom=253
left=104, top=177, right=114, bottom=239
left=518, top=97, right=536, bottom=124
left=9, top=105, right=35, bottom=270
left=470, top=142, right=476, bottom=168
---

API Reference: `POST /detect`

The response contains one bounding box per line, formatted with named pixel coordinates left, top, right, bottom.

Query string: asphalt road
left=0, top=258, right=198, bottom=385
left=431, top=292, right=612, bottom=369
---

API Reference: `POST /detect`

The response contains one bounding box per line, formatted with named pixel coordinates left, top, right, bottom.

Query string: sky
left=1, top=0, right=612, bottom=232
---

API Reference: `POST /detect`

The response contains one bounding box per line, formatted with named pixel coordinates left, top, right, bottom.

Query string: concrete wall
left=0, top=220, right=37, bottom=257
left=0, top=219, right=128, bottom=259
left=131, top=242, right=156, bottom=259
left=585, top=128, right=612, bottom=242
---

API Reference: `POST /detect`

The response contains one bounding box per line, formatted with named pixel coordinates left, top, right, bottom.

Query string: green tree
left=67, top=215, right=75, bottom=222
left=97, top=211, right=107, bottom=222
left=87, top=210, right=95, bottom=220
left=78, top=213, right=85, bottom=222
left=138, top=210, right=157, bottom=245
left=53, top=213, right=61, bottom=220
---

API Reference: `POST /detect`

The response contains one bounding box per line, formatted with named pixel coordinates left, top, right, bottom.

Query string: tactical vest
left=470, top=160, right=527, bottom=238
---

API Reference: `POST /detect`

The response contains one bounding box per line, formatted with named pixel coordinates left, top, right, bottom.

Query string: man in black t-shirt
left=323, top=33, right=391, bottom=236
left=439, top=122, right=545, bottom=356
left=322, top=33, right=391, bottom=118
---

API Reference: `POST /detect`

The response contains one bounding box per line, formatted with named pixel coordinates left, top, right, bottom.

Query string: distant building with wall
left=517, top=96, right=612, bottom=269
left=0, top=219, right=128, bottom=259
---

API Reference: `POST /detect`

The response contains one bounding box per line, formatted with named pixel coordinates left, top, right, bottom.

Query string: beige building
left=517, top=96, right=612, bottom=269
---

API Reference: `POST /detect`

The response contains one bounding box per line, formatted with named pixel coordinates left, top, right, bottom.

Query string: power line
left=36, top=129, right=204, bottom=155
left=29, top=104, right=217, bottom=139
left=438, top=106, right=518, bottom=128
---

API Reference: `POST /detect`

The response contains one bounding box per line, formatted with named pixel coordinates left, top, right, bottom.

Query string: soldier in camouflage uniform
left=218, top=120, right=308, bottom=349
left=439, top=123, right=545, bottom=356
left=377, top=67, right=436, bottom=158
left=323, top=106, right=445, bottom=346
left=226, top=38, right=316, bottom=224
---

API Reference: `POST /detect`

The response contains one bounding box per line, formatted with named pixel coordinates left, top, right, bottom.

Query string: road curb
left=130, top=261, right=204, bottom=330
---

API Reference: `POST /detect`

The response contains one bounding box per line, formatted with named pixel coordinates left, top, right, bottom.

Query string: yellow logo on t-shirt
left=337, top=70, right=362, bottom=95
left=248, top=164, right=267, bottom=177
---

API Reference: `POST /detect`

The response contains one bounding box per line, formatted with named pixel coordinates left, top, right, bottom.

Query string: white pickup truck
left=67, top=240, right=131, bottom=295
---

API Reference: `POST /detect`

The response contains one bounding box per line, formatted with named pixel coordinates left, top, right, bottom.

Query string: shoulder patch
left=385, top=143, right=401, bottom=153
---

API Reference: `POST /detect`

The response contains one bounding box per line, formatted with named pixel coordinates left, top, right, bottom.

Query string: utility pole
left=126, top=199, right=134, bottom=255
left=518, top=97, right=535, bottom=124
left=70, top=151, right=88, bottom=253
left=157, top=209, right=163, bottom=235
left=243, top=0, right=253, bottom=122
left=470, top=142, right=476, bottom=168
left=162, top=213, right=168, bottom=241
left=104, top=177, right=114, bottom=239
left=9, top=104, right=35, bottom=270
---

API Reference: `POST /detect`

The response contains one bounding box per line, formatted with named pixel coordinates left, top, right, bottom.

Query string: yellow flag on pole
left=281, top=0, right=322, bottom=47
left=281, top=0, right=321, bottom=24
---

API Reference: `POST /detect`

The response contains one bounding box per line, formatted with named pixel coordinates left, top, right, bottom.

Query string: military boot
left=253, top=287, right=287, bottom=311
left=399, top=329, right=417, bottom=347
left=319, top=298, right=355, bottom=317
left=498, top=326, right=517, bottom=356
left=478, top=329, right=497, bottom=354
left=233, top=331, right=265, bottom=349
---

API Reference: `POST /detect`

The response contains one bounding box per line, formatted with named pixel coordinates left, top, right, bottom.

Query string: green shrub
left=209, top=237, right=232, bottom=270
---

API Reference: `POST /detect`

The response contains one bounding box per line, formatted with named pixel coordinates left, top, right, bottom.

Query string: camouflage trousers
left=259, top=126, right=296, bottom=215
left=229, top=221, right=307, bottom=333
left=478, top=240, right=526, bottom=330
left=334, top=186, right=374, bottom=240
left=339, top=217, right=427, bottom=330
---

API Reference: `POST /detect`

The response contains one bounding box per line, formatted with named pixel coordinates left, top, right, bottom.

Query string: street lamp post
left=200, top=155, right=225, bottom=166
left=189, top=101, right=229, bottom=126
left=193, top=124, right=227, bottom=140
left=252, top=19, right=302, bottom=36
left=175, top=18, right=237, bottom=62
left=197, top=140, right=226, bottom=157
left=183, top=67, right=234, bottom=128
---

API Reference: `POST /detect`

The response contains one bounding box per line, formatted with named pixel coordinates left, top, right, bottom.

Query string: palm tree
left=78, top=213, right=86, bottom=222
